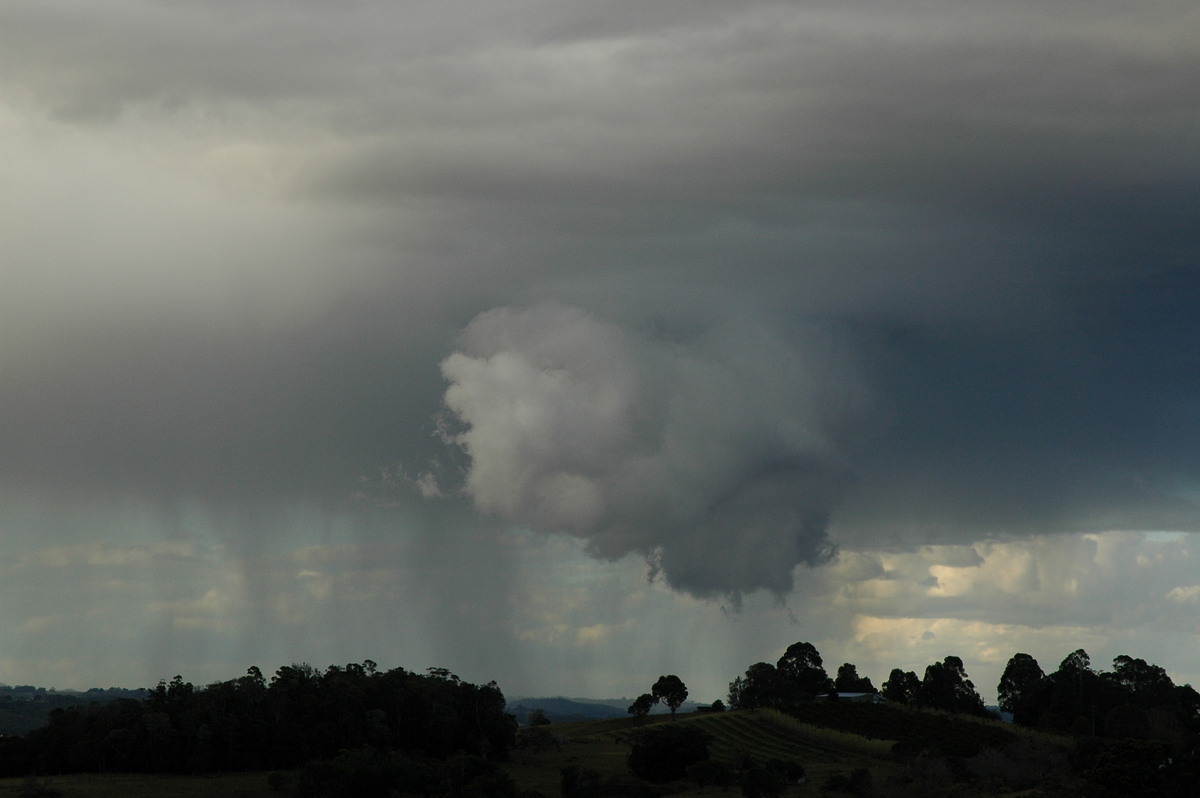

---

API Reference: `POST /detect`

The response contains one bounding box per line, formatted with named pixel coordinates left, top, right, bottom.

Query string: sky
left=2, top=1, right=1199, bottom=704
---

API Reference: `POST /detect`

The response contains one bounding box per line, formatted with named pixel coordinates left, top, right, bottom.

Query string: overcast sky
left=2, top=1, right=1199, bottom=703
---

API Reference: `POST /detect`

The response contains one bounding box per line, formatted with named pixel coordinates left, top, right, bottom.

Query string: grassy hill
left=507, top=704, right=1077, bottom=797
left=0, top=703, right=1085, bottom=796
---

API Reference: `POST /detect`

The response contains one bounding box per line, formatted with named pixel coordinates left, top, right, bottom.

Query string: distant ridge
left=508, top=696, right=701, bottom=724
left=508, top=697, right=625, bottom=724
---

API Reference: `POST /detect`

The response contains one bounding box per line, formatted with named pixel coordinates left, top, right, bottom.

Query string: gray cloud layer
left=2, top=0, right=1199, bottom=603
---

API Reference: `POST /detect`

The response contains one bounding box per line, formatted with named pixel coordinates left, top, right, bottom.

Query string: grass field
left=0, top=706, right=1076, bottom=796
left=506, top=708, right=910, bottom=797
left=0, top=771, right=286, bottom=797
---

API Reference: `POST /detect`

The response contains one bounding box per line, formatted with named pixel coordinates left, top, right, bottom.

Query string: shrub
left=562, top=765, right=603, bottom=798
left=687, top=759, right=733, bottom=789
left=739, top=765, right=784, bottom=798
left=297, top=746, right=452, bottom=798
left=1084, top=739, right=1172, bottom=798
left=628, top=725, right=711, bottom=782
left=19, top=776, right=61, bottom=798
left=518, top=727, right=561, bottom=753
left=821, top=768, right=873, bottom=797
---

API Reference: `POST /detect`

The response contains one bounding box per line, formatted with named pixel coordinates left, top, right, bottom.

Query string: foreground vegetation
left=1, top=694, right=1196, bottom=796
left=517, top=700, right=1200, bottom=797
left=510, top=703, right=1075, bottom=798
left=0, top=771, right=279, bottom=797
left=0, top=662, right=516, bottom=796
left=3, top=640, right=1200, bottom=796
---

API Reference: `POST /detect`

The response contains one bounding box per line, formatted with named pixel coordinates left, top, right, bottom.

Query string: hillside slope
left=505, top=704, right=1077, bottom=796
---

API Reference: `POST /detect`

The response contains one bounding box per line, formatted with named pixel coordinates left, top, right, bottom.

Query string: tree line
left=725, top=641, right=1200, bottom=742
left=0, top=661, right=518, bottom=792
left=725, top=642, right=986, bottom=714
left=998, top=649, right=1200, bottom=740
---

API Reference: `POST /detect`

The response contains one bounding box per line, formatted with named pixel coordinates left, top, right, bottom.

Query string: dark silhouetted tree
left=729, top=663, right=786, bottom=710
left=881, top=669, right=920, bottom=705
left=920, top=656, right=986, bottom=716
left=652, top=675, right=688, bottom=716
left=1059, top=649, right=1092, bottom=677
left=776, top=642, right=832, bottom=701
left=834, top=663, right=875, bottom=694
left=628, top=693, right=656, bottom=719
left=1030, top=649, right=1110, bottom=734
left=998, top=653, right=1045, bottom=724
left=1106, top=655, right=1175, bottom=704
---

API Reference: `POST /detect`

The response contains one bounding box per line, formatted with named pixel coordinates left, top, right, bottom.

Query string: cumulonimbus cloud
left=438, top=305, right=875, bottom=598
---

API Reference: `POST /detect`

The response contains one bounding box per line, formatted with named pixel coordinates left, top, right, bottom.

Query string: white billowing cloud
left=1166, top=585, right=1200, bottom=604
left=440, top=305, right=875, bottom=597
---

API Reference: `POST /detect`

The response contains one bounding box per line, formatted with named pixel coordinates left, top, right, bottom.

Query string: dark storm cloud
left=840, top=266, right=1200, bottom=546
left=2, top=0, right=1199, bottom=601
